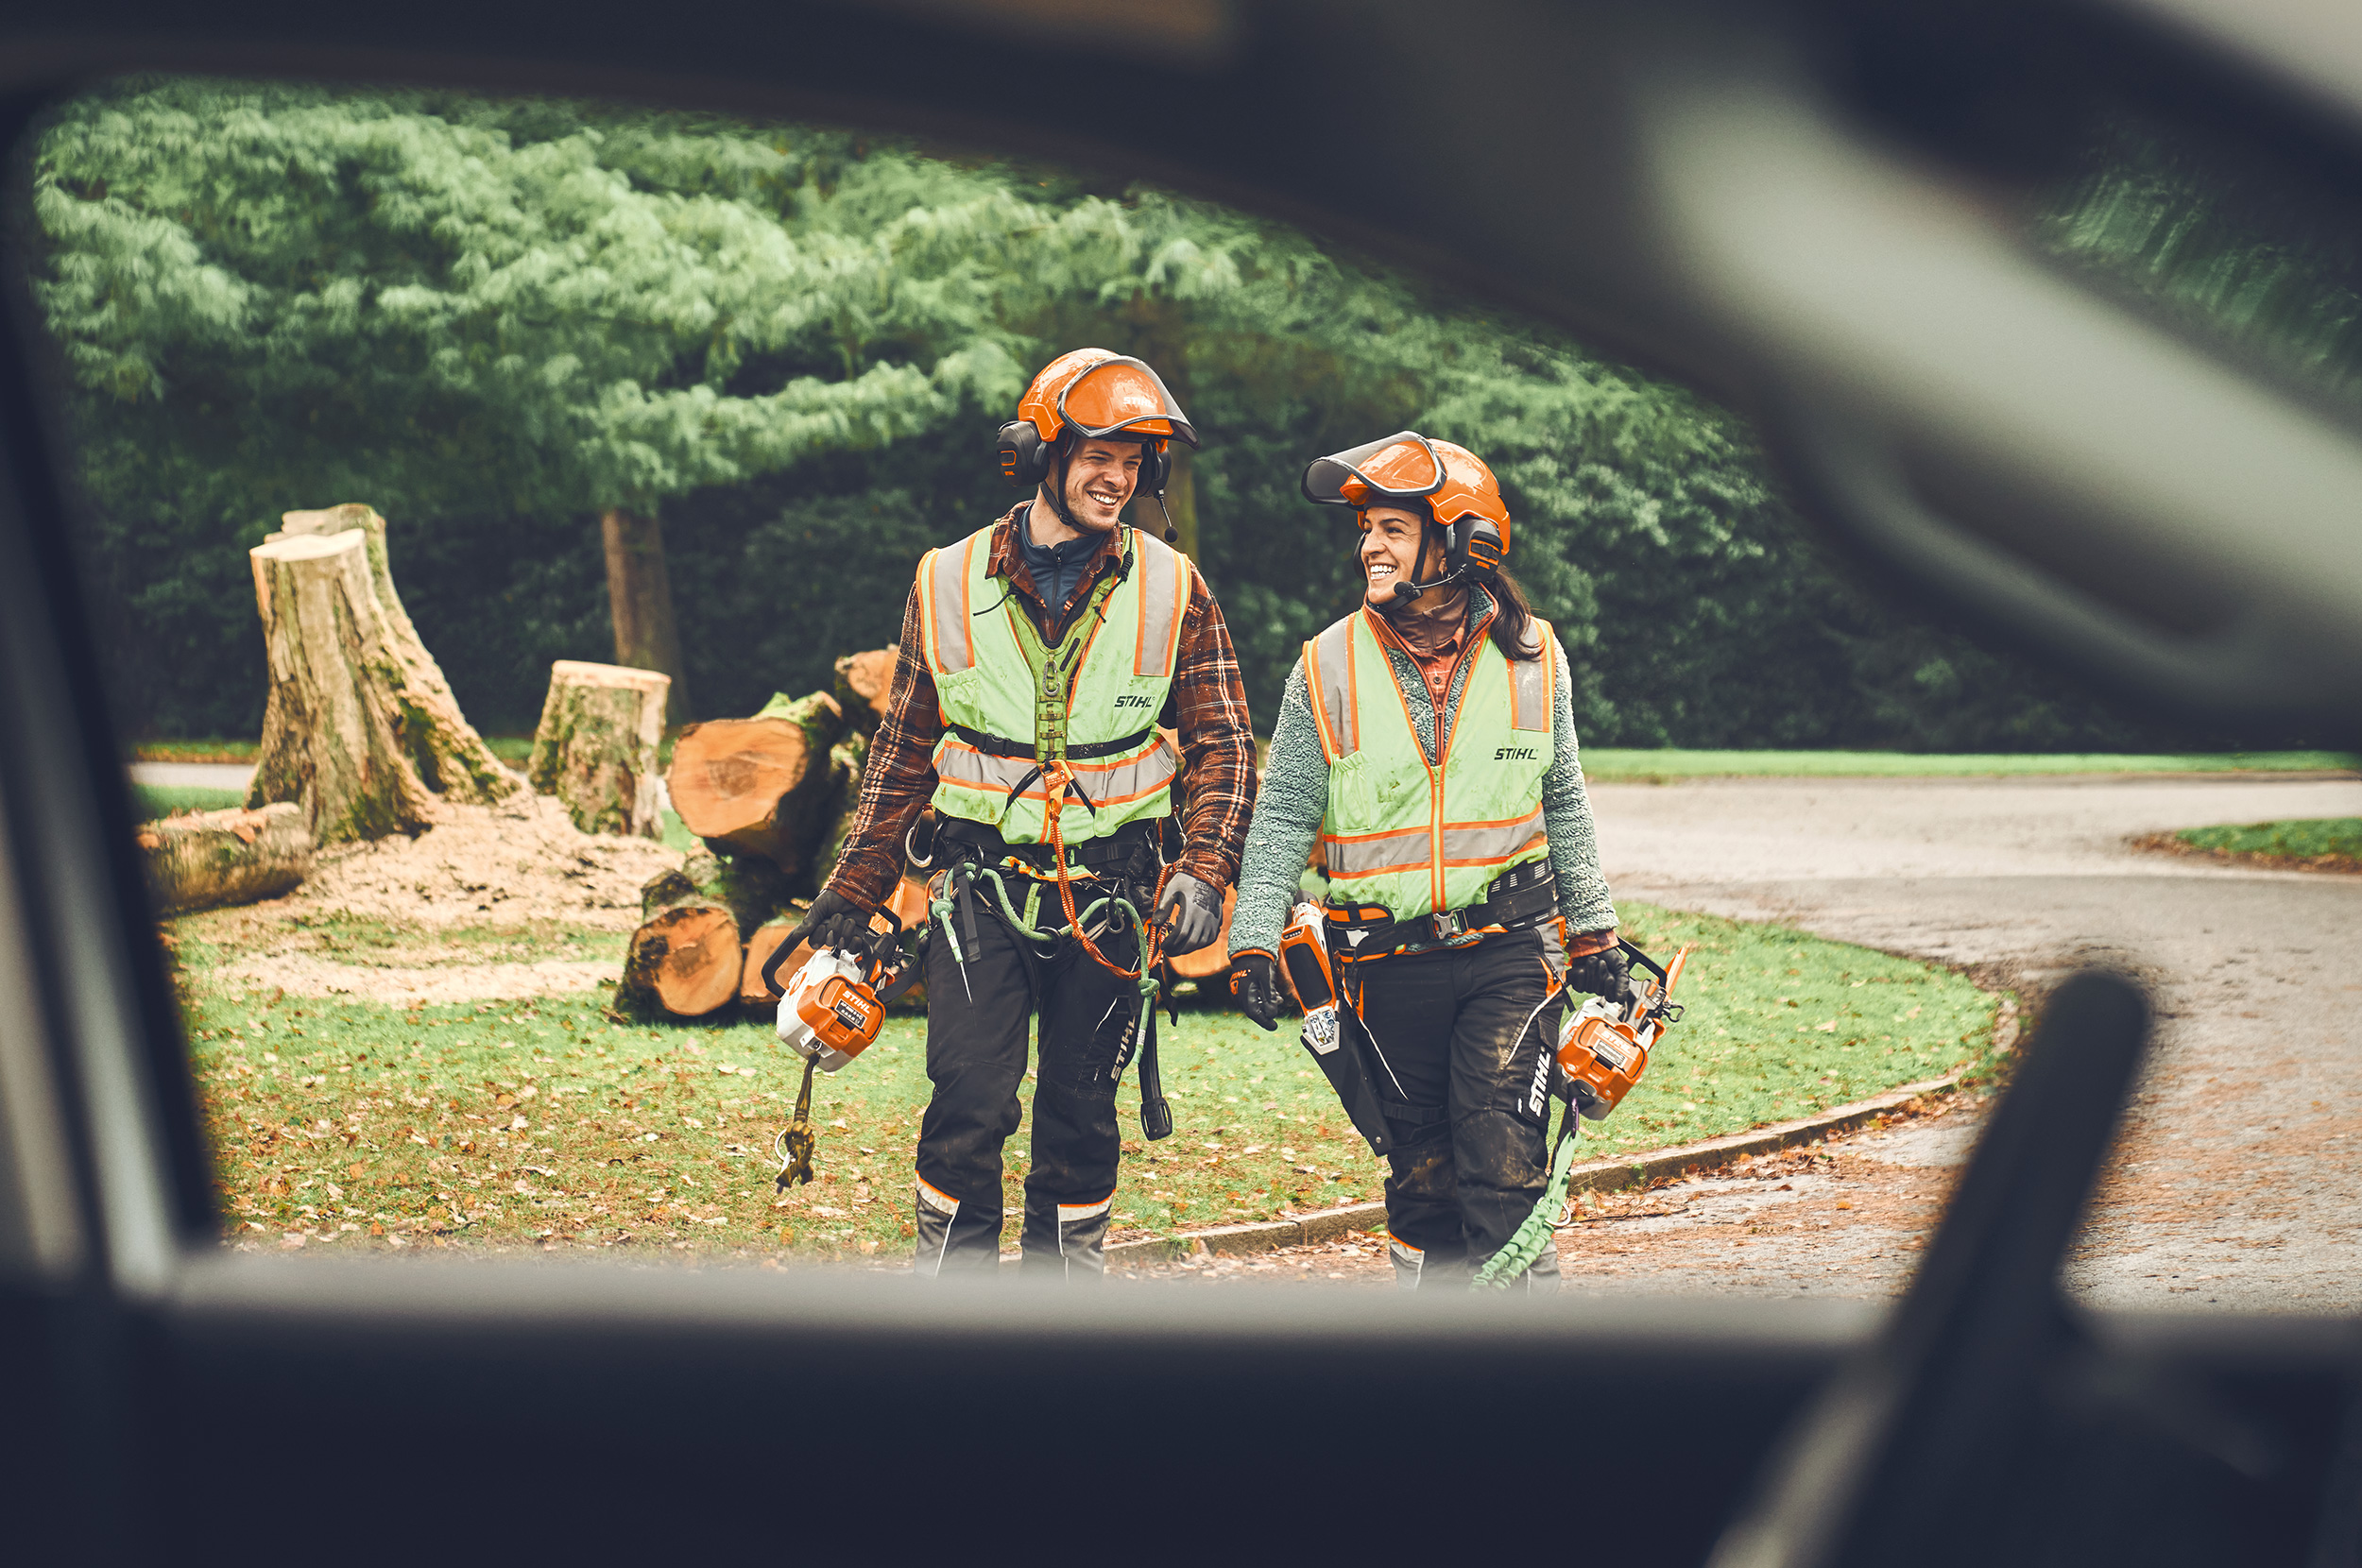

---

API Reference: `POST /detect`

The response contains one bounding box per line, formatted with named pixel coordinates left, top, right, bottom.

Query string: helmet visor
left=1301, top=432, right=1445, bottom=508
left=1060, top=356, right=1198, bottom=448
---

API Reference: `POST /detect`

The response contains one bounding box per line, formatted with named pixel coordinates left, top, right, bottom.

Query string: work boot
left=1389, top=1236, right=1427, bottom=1289
left=1018, top=1190, right=1114, bottom=1278
left=913, top=1177, right=1001, bottom=1276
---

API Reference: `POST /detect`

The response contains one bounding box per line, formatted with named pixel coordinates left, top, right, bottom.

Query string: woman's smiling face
left=1358, top=504, right=1441, bottom=605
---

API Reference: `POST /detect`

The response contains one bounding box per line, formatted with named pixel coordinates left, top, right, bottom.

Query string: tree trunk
left=831, top=647, right=899, bottom=736
left=621, top=870, right=741, bottom=1017
left=527, top=660, right=670, bottom=837
left=665, top=691, right=847, bottom=878
left=137, top=803, right=311, bottom=915
left=602, top=507, right=690, bottom=726
left=248, top=507, right=518, bottom=845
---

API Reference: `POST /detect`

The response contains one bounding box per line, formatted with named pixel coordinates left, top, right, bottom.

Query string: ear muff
left=1142, top=439, right=1172, bottom=496
left=1459, top=517, right=1504, bottom=573
left=993, top=420, right=1055, bottom=488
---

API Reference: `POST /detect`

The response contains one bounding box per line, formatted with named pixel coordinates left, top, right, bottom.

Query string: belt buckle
left=1429, top=909, right=1466, bottom=943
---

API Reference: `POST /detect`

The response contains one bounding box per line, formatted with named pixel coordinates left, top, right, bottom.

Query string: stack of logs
left=618, top=649, right=928, bottom=1017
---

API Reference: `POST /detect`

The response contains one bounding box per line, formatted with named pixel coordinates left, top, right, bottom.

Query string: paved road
left=129, top=761, right=255, bottom=791
left=1593, top=773, right=2362, bottom=1313
left=1130, top=773, right=2362, bottom=1309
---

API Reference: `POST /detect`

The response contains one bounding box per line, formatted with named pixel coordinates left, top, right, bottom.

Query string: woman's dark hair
left=1482, top=562, right=1542, bottom=661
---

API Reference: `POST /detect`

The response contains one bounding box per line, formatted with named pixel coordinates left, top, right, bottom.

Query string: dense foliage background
left=35, top=78, right=2188, bottom=747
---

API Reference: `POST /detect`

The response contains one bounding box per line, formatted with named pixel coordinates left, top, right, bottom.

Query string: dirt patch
left=176, top=792, right=683, bottom=1002
left=203, top=953, right=624, bottom=1003
left=2128, top=831, right=2362, bottom=877
left=252, top=793, right=679, bottom=930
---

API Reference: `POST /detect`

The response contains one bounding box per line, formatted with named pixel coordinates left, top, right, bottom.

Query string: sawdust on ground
left=180, top=792, right=684, bottom=1004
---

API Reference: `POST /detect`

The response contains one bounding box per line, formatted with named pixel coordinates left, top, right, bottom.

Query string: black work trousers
left=912, top=871, right=1143, bottom=1279
left=1344, top=928, right=1567, bottom=1287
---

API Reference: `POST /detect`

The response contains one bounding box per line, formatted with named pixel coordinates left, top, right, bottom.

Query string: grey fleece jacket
left=1228, top=589, right=1617, bottom=958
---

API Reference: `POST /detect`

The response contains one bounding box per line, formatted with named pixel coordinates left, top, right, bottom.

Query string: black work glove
left=1229, top=950, right=1284, bottom=1031
left=783, top=889, right=873, bottom=961
left=1155, top=872, right=1224, bottom=958
left=1564, top=944, right=1635, bottom=1008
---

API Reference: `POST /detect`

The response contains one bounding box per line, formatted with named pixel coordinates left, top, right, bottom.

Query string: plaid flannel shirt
left=823, top=505, right=1258, bottom=910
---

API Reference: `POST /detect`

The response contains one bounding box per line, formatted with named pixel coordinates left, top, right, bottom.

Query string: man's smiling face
left=1055, top=437, right=1145, bottom=534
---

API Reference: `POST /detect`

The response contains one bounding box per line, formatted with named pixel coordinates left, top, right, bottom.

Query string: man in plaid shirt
left=787, top=350, right=1257, bottom=1276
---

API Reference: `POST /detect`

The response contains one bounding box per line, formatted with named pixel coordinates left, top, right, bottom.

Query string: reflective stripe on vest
left=1304, top=607, right=1555, bottom=921
left=916, top=521, right=1186, bottom=844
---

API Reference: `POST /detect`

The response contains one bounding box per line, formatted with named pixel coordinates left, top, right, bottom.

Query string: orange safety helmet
left=996, top=349, right=1198, bottom=494
left=1302, top=431, right=1511, bottom=579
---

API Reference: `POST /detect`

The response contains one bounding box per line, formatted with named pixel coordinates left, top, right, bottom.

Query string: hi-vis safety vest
left=1304, top=607, right=1556, bottom=921
left=916, top=520, right=1188, bottom=844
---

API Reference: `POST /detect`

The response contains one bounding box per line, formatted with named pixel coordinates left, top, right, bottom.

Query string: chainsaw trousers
left=1344, top=928, right=1566, bottom=1287
left=912, top=875, right=1142, bottom=1278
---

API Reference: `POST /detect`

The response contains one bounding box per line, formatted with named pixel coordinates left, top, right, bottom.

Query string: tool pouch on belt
left=1314, top=1001, right=1397, bottom=1157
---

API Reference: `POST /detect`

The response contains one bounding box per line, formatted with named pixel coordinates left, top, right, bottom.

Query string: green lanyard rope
left=1470, top=1109, right=1583, bottom=1288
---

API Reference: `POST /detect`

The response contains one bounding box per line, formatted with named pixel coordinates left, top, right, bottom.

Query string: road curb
left=1104, top=1072, right=1968, bottom=1266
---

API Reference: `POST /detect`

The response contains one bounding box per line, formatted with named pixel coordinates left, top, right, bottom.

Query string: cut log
left=832, top=647, right=899, bottom=736
left=621, top=870, right=741, bottom=1017
left=248, top=504, right=520, bottom=845
left=527, top=660, right=670, bottom=837
left=1164, top=883, right=1238, bottom=980
left=741, top=915, right=804, bottom=1006
left=675, top=850, right=795, bottom=932
left=665, top=691, right=847, bottom=876
left=137, top=803, right=311, bottom=915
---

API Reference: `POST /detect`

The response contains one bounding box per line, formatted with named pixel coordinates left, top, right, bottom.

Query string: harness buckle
left=1429, top=908, right=1467, bottom=943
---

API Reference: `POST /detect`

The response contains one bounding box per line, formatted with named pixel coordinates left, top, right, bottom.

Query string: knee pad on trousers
left=913, top=1176, right=1002, bottom=1276
left=1019, top=1189, right=1113, bottom=1279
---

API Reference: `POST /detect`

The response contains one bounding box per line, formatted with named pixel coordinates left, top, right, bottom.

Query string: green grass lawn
left=2173, top=818, right=2362, bottom=863
left=168, top=898, right=2002, bottom=1261
left=1582, top=748, right=2356, bottom=781
left=134, top=784, right=248, bottom=818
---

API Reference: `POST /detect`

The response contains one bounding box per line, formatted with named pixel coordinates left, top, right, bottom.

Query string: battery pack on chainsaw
left=776, top=947, right=890, bottom=1073
left=1278, top=903, right=1341, bottom=1055
left=1556, top=940, right=1692, bottom=1120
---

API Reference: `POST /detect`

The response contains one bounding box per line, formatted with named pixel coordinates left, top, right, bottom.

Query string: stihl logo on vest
left=1114, top=693, right=1154, bottom=708
left=1496, top=746, right=1538, bottom=761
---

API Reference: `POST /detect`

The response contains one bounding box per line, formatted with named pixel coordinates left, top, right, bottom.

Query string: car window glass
left=24, top=77, right=2344, bottom=1312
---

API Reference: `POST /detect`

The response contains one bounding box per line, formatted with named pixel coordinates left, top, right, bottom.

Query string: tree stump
left=665, top=691, right=847, bottom=876
left=527, top=660, right=670, bottom=837
left=832, top=647, right=899, bottom=736
left=248, top=505, right=519, bottom=844
left=136, top=803, right=311, bottom=915
left=621, top=870, right=742, bottom=1017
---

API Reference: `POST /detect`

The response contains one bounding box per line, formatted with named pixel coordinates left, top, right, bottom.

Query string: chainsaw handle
left=759, top=905, right=909, bottom=999
left=1617, top=937, right=1670, bottom=987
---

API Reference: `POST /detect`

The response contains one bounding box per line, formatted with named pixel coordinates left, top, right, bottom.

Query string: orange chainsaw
left=760, top=909, right=924, bottom=1188
left=1555, top=939, right=1692, bottom=1120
